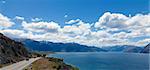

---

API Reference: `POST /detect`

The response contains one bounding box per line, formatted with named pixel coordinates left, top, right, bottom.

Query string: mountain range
left=14, top=38, right=149, bottom=53
left=101, top=45, right=143, bottom=53
left=15, top=39, right=107, bottom=52
left=0, top=32, right=149, bottom=65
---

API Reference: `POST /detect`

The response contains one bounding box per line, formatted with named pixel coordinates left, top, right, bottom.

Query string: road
left=0, top=57, right=41, bottom=70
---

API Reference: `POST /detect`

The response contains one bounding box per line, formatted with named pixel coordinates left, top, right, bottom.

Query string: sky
left=0, top=0, right=150, bottom=47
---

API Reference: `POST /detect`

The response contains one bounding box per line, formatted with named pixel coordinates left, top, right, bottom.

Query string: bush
left=37, top=54, right=41, bottom=57
left=42, top=54, right=46, bottom=57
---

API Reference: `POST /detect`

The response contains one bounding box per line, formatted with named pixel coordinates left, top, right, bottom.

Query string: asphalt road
left=0, top=57, right=41, bottom=70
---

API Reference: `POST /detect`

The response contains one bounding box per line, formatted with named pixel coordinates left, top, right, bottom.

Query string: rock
left=141, top=43, right=150, bottom=53
left=0, top=33, right=30, bottom=64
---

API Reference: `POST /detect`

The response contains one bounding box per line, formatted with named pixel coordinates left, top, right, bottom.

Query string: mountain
left=0, top=33, right=30, bottom=64
left=141, top=43, right=150, bottom=53
left=102, top=45, right=143, bottom=53
left=15, top=39, right=107, bottom=52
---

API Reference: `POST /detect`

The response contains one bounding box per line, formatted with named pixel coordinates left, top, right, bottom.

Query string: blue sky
left=0, top=0, right=149, bottom=47
left=0, top=0, right=149, bottom=24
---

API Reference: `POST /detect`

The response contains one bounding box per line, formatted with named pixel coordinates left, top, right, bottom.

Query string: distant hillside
left=141, top=43, right=150, bottom=53
left=102, top=45, right=143, bottom=53
left=15, top=39, right=107, bottom=52
left=0, top=33, right=30, bottom=64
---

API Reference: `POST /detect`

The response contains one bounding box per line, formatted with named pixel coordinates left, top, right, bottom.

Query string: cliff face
left=141, top=43, right=150, bottom=53
left=0, top=33, right=30, bottom=64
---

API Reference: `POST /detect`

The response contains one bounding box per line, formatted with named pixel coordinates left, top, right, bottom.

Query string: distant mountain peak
left=102, top=45, right=143, bottom=53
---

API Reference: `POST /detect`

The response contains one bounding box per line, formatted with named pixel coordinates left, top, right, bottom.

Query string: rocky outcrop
left=0, top=33, right=30, bottom=64
left=141, top=43, right=150, bottom=53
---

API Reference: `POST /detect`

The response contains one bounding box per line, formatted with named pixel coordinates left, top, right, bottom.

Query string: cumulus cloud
left=14, top=16, right=24, bottom=20
left=0, top=29, right=43, bottom=40
left=31, top=18, right=42, bottom=21
left=0, top=12, right=150, bottom=47
left=94, top=12, right=150, bottom=46
left=22, top=21, right=60, bottom=33
left=95, top=12, right=129, bottom=29
left=136, top=39, right=150, bottom=46
left=95, top=12, right=150, bottom=30
left=65, top=19, right=81, bottom=24
left=126, top=14, right=150, bottom=27
left=62, top=21, right=91, bottom=38
left=0, top=13, right=14, bottom=28
left=0, top=29, right=26, bottom=38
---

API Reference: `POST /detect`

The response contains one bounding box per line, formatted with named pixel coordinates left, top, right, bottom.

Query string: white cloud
left=62, top=25, right=82, bottom=35
left=0, top=29, right=26, bottom=38
left=62, top=21, right=91, bottom=37
left=22, top=21, right=60, bottom=33
left=136, top=39, right=150, bottom=46
left=94, top=12, right=150, bottom=46
left=14, top=16, right=24, bottom=20
left=64, top=15, right=68, bottom=18
left=0, top=13, right=14, bottom=28
left=0, top=29, right=42, bottom=40
left=92, top=31, right=110, bottom=38
left=112, top=26, right=150, bottom=40
left=97, top=38, right=128, bottom=46
left=126, top=14, right=150, bottom=27
left=31, top=18, right=42, bottom=21
left=95, top=12, right=150, bottom=30
left=0, top=12, right=150, bottom=47
left=95, top=12, right=129, bottom=29
left=65, top=19, right=81, bottom=24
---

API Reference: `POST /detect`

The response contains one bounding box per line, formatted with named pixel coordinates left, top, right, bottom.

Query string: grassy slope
left=24, top=57, right=79, bottom=70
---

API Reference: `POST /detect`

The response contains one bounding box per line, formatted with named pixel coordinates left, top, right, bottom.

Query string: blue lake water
left=48, top=52, right=149, bottom=70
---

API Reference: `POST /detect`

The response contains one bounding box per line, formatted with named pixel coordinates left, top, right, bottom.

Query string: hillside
left=24, top=57, right=79, bottom=70
left=141, top=43, right=150, bottom=53
left=102, top=45, right=143, bottom=53
left=0, top=33, right=30, bottom=64
left=16, top=39, right=107, bottom=52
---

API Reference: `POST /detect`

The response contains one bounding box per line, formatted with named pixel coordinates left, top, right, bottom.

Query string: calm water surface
left=48, top=52, right=149, bottom=70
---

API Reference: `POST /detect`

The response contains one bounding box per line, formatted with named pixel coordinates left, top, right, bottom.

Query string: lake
left=48, top=52, right=149, bottom=70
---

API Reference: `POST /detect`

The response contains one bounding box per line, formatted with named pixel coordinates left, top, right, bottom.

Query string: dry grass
left=24, top=57, right=79, bottom=70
